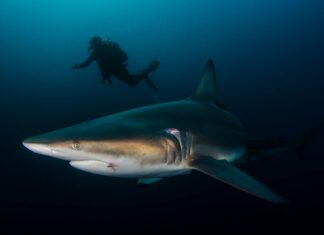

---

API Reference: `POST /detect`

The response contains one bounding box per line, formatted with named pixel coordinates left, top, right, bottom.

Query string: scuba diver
left=72, top=36, right=160, bottom=91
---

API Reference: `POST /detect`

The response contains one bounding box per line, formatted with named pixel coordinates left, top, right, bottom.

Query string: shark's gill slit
left=164, top=128, right=190, bottom=162
left=163, top=128, right=183, bottom=164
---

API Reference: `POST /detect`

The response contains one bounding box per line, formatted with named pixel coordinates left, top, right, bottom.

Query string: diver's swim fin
left=145, top=59, right=160, bottom=74
left=141, top=60, right=159, bottom=91
left=144, top=77, right=159, bottom=91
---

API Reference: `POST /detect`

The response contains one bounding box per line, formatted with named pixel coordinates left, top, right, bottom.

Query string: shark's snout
left=23, top=138, right=53, bottom=155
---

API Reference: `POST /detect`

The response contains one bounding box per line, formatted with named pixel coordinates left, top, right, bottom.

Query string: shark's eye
left=72, top=140, right=81, bottom=150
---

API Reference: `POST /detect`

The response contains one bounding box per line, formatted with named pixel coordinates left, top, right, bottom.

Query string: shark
left=23, top=60, right=287, bottom=203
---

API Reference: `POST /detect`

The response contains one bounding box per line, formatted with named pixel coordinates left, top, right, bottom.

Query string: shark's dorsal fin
left=192, top=60, right=228, bottom=110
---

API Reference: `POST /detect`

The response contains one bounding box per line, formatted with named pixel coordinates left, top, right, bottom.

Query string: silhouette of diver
left=72, top=36, right=160, bottom=91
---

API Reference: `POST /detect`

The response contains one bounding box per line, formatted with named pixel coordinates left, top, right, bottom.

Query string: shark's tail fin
left=292, top=119, right=324, bottom=160
left=240, top=119, right=324, bottom=164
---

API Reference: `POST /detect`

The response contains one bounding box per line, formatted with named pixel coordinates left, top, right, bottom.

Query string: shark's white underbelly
left=69, top=158, right=190, bottom=178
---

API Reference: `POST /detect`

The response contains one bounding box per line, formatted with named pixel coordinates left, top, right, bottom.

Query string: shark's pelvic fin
left=191, top=60, right=229, bottom=110
left=190, top=156, right=286, bottom=204
left=137, top=177, right=163, bottom=186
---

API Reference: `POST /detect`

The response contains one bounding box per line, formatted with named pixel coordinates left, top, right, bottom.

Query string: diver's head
left=88, top=36, right=102, bottom=51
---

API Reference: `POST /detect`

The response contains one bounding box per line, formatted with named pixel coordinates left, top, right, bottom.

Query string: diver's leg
left=113, top=66, right=159, bottom=91
left=128, top=70, right=159, bottom=91
left=124, top=72, right=158, bottom=91
left=113, top=67, right=140, bottom=87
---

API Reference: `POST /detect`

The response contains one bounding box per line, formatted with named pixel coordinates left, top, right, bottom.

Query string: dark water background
left=0, top=0, right=324, bottom=234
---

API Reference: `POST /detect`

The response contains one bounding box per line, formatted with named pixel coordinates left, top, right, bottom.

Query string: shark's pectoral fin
left=137, top=177, right=163, bottom=187
left=190, top=156, right=286, bottom=204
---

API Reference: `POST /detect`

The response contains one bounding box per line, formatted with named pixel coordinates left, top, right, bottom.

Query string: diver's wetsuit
left=73, top=42, right=159, bottom=91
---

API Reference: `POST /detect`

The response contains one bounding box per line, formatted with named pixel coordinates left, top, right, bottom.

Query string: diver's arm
left=72, top=53, right=95, bottom=69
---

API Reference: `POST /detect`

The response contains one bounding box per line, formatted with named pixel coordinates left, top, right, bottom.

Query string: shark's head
left=22, top=115, right=189, bottom=178
left=22, top=115, right=186, bottom=170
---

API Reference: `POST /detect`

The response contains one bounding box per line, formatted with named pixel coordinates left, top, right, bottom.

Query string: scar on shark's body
left=107, top=162, right=117, bottom=171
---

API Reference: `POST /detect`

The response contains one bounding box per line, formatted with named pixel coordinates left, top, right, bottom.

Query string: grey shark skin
left=23, top=60, right=285, bottom=203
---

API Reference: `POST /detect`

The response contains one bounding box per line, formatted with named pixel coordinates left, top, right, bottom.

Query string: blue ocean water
left=0, top=0, right=323, bottom=233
